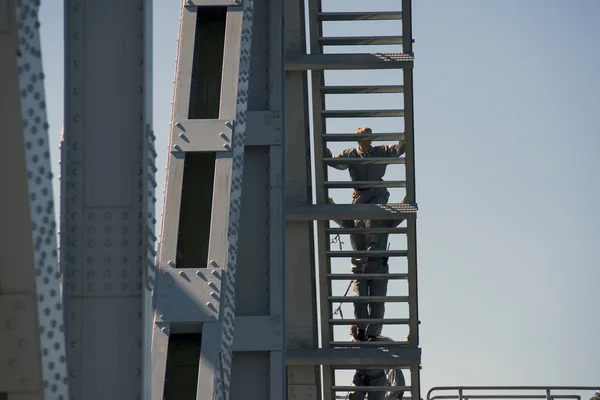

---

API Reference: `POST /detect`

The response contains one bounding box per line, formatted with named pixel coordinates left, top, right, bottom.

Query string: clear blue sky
left=39, top=0, right=599, bottom=395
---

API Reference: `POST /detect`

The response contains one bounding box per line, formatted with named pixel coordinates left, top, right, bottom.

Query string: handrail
left=427, top=386, right=599, bottom=400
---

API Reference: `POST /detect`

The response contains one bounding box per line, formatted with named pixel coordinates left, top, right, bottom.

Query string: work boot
left=349, top=324, right=366, bottom=341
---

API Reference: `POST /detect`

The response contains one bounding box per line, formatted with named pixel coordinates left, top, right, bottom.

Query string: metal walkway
left=286, top=0, right=421, bottom=399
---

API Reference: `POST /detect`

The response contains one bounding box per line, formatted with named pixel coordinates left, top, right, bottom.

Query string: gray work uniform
left=348, top=336, right=406, bottom=400
left=330, top=196, right=407, bottom=337
left=325, top=142, right=405, bottom=252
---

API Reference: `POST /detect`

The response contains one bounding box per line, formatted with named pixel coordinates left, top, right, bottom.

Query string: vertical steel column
left=283, top=0, right=321, bottom=397
left=213, top=1, right=255, bottom=398
left=62, top=1, right=152, bottom=399
left=142, top=1, right=156, bottom=399
left=151, top=1, right=285, bottom=399
left=401, top=1, right=421, bottom=400
left=306, top=0, right=334, bottom=397
left=149, top=5, right=195, bottom=397
left=0, top=1, right=69, bottom=398
left=268, top=0, right=286, bottom=397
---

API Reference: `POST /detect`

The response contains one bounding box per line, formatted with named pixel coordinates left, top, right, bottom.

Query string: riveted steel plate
left=154, top=268, right=222, bottom=323
left=81, top=207, right=143, bottom=297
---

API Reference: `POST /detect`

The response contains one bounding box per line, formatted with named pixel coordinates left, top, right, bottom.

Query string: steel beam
left=0, top=1, right=69, bottom=399
left=62, top=1, right=152, bottom=399
left=150, top=1, right=284, bottom=399
left=283, top=0, right=321, bottom=397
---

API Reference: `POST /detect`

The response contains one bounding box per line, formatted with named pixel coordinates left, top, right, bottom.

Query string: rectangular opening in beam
left=189, top=7, right=227, bottom=119
left=163, top=333, right=203, bottom=400
left=176, top=152, right=216, bottom=268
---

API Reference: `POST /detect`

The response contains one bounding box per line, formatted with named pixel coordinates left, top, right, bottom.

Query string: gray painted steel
left=0, top=1, right=68, bottom=399
left=150, top=1, right=284, bottom=399
left=283, top=0, right=321, bottom=398
left=400, top=2, right=422, bottom=400
left=62, top=0, right=153, bottom=399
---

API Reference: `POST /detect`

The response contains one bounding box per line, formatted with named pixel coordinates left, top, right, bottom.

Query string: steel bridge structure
left=0, top=0, right=597, bottom=399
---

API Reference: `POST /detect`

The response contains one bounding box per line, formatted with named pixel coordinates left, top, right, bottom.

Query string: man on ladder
left=325, top=126, right=405, bottom=253
left=346, top=326, right=406, bottom=400
left=329, top=196, right=407, bottom=341
left=326, top=128, right=405, bottom=340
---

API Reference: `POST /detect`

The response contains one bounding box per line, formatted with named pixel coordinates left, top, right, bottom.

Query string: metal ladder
left=286, top=0, right=421, bottom=399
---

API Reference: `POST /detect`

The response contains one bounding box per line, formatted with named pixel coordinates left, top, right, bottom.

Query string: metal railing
left=428, top=386, right=599, bottom=400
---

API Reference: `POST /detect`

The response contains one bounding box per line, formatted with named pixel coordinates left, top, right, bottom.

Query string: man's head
left=355, top=127, right=373, bottom=151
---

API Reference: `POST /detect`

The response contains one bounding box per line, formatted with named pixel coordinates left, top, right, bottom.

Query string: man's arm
left=324, top=147, right=350, bottom=170
left=375, top=140, right=406, bottom=157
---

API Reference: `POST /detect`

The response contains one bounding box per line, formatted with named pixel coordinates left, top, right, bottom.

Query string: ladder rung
left=322, top=109, right=404, bottom=118
left=319, top=36, right=403, bottom=46
left=333, top=385, right=412, bottom=392
left=318, top=11, right=402, bottom=21
left=285, top=53, right=414, bottom=71
left=323, top=133, right=404, bottom=141
left=321, top=85, right=404, bottom=94
left=330, top=340, right=409, bottom=348
left=323, top=157, right=405, bottom=165
left=286, top=203, right=416, bottom=221
left=286, top=347, right=420, bottom=366
left=326, top=227, right=407, bottom=234
left=329, top=318, right=409, bottom=325
left=328, top=273, right=408, bottom=280
left=324, top=180, right=406, bottom=189
left=329, top=296, right=408, bottom=302
left=327, top=250, right=407, bottom=258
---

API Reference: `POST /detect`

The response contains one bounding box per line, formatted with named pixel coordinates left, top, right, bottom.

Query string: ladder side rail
left=307, top=0, right=335, bottom=398
left=268, top=0, right=286, bottom=396
left=401, top=2, right=421, bottom=400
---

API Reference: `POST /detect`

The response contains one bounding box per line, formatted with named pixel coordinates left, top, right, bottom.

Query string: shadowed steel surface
left=284, top=0, right=322, bottom=397
left=0, top=2, right=55, bottom=398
